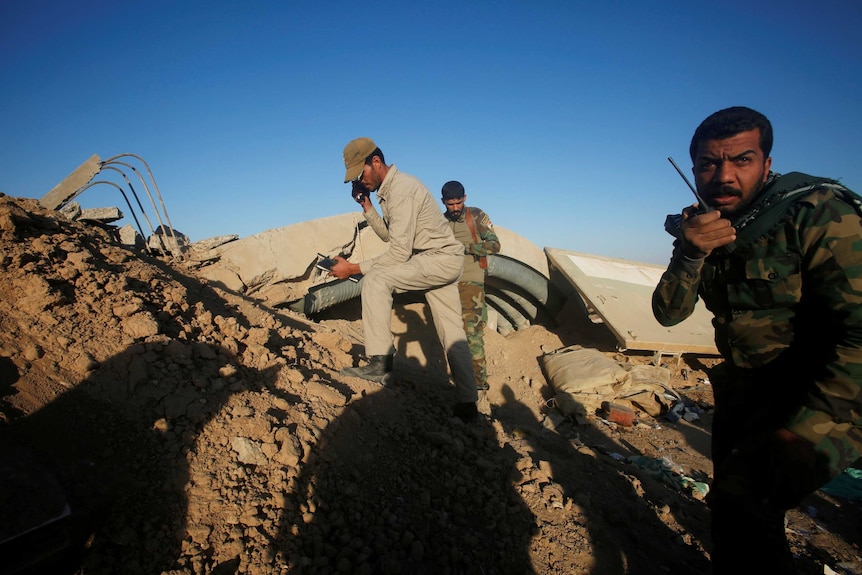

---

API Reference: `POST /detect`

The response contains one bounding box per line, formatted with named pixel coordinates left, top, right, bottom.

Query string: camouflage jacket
left=652, top=172, right=862, bottom=467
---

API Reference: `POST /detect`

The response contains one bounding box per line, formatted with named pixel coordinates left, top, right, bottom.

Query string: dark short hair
left=689, top=106, right=773, bottom=162
left=365, top=147, right=385, bottom=165
left=441, top=180, right=465, bottom=199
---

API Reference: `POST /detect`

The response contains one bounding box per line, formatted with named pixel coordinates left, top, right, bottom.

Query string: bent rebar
left=74, top=180, right=156, bottom=256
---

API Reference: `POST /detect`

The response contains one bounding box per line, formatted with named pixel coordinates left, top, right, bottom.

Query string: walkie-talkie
left=316, top=254, right=362, bottom=283
left=665, top=157, right=735, bottom=252
left=668, top=157, right=712, bottom=213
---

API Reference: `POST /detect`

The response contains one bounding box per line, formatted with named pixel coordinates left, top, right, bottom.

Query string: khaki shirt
left=361, top=165, right=463, bottom=274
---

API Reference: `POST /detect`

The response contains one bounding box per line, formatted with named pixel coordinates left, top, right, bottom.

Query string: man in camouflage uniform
left=652, top=106, right=862, bottom=574
left=441, top=181, right=501, bottom=391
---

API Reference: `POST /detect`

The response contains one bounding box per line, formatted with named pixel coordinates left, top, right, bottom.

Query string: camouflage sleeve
left=783, top=192, right=862, bottom=468
left=651, top=242, right=705, bottom=327
left=467, top=208, right=501, bottom=257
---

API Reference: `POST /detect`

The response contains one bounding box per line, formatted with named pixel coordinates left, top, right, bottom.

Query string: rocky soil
left=0, top=193, right=860, bottom=575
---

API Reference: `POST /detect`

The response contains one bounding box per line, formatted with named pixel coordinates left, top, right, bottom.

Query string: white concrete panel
left=545, top=248, right=719, bottom=356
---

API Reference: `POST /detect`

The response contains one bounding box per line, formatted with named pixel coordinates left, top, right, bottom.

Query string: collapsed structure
left=39, top=154, right=719, bottom=352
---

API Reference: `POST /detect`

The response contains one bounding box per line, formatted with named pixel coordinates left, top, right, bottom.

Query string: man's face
left=355, top=157, right=384, bottom=192
left=443, top=196, right=465, bottom=221
left=692, top=128, right=772, bottom=217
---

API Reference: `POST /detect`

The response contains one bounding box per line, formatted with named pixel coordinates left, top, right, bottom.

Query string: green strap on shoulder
left=731, top=172, right=860, bottom=250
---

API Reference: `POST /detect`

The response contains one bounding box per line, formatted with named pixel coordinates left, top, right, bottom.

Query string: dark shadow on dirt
left=275, top=290, right=537, bottom=572
left=0, top=356, right=23, bottom=421
left=393, top=301, right=449, bottom=380
left=493, top=384, right=713, bottom=574
left=276, top=374, right=537, bottom=573
left=0, top=257, right=304, bottom=574
left=548, top=298, right=620, bottom=353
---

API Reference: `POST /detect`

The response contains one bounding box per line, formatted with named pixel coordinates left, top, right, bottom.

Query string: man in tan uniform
left=328, top=138, right=479, bottom=422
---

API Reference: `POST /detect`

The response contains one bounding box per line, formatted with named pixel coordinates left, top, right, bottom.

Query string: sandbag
left=619, top=364, right=678, bottom=416
left=541, top=345, right=679, bottom=418
left=541, top=346, right=628, bottom=417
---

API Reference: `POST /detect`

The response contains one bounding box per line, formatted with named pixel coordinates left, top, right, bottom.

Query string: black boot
left=452, top=401, right=478, bottom=423
left=341, top=355, right=393, bottom=384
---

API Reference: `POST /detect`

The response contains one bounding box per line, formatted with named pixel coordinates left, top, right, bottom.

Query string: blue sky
left=2, top=0, right=860, bottom=265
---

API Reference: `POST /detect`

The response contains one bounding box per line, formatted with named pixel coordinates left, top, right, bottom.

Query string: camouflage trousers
left=458, top=282, right=488, bottom=390
left=706, top=361, right=850, bottom=574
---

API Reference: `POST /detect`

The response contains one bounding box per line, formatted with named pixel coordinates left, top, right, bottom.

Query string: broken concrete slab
left=118, top=224, right=144, bottom=249
left=40, top=154, right=101, bottom=210
left=147, top=227, right=189, bottom=256
left=188, top=234, right=239, bottom=253
left=78, top=206, right=123, bottom=223
left=545, top=248, right=719, bottom=356
left=193, top=212, right=551, bottom=309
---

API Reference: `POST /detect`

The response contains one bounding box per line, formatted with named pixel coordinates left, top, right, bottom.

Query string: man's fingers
left=681, top=212, right=736, bottom=254
left=685, top=210, right=724, bottom=228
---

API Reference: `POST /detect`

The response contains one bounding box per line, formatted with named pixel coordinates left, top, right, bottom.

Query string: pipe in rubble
left=287, top=277, right=363, bottom=315
left=485, top=293, right=531, bottom=331
left=286, top=254, right=567, bottom=334
left=485, top=254, right=566, bottom=318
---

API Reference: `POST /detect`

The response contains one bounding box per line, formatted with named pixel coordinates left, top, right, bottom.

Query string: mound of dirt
left=0, top=193, right=859, bottom=575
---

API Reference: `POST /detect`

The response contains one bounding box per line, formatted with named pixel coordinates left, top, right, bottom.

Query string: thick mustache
left=715, top=185, right=742, bottom=197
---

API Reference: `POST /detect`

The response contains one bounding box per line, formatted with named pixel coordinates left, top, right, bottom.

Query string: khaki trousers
left=361, top=252, right=478, bottom=403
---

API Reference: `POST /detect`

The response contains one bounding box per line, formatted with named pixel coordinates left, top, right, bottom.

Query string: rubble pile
left=1, top=193, right=858, bottom=575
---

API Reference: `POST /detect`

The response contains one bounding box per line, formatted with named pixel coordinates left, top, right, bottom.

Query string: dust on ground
left=0, top=193, right=859, bottom=575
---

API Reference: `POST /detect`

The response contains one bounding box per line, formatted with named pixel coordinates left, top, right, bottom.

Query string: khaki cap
left=342, top=137, right=377, bottom=183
